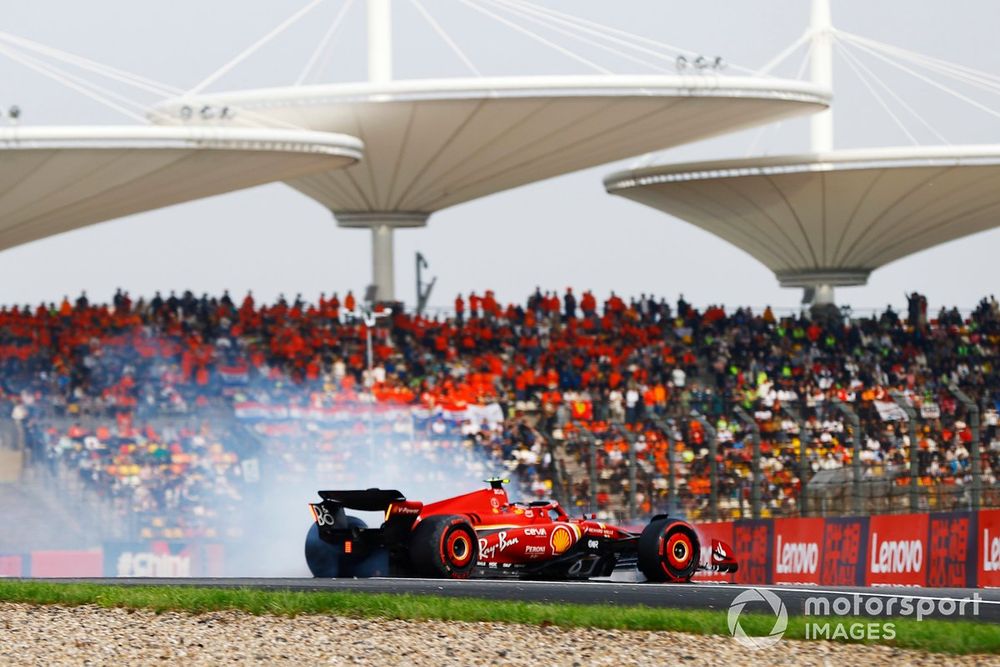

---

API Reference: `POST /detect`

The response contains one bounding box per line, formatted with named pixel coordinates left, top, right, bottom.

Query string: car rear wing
left=318, top=489, right=406, bottom=511
left=311, top=488, right=423, bottom=539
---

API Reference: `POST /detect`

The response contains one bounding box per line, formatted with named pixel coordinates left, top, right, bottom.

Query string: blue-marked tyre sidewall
left=305, top=516, right=367, bottom=578
left=305, top=523, right=341, bottom=578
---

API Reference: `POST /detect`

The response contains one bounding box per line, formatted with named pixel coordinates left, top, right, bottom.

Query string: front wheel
left=409, top=515, right=478, bottom=579
left=637, top=518, right=700, bottom=582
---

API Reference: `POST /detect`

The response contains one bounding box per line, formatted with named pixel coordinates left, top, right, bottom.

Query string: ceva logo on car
left=775, top=535, right=819, bottom=575
left=984, top=529, right=1000, bottom=572
left=870, top=533, right=923, bottom=574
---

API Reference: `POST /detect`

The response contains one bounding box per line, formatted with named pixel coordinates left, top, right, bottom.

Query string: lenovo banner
left=771, top=517, right=824, bottom=585
left=692, top=510, right=998, bottom=587
left=978, top=509, right=1000, bottom=587
left=866, top=513, right=929, bottom=586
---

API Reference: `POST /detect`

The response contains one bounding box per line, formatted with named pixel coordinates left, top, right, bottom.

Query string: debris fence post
left=890, top=391, right=920, bottom=512
left=734, top=407, right=762, bottom=520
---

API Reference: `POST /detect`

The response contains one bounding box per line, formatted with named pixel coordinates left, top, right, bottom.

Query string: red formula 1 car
left=306, top=479, right=738, bottom=582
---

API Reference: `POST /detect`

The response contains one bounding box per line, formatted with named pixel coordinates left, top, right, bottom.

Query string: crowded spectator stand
left=1, top=288, right=997, bottom=544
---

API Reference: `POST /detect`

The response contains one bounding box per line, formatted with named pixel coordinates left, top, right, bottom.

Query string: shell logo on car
left=550, top=524, right=579, bottom=555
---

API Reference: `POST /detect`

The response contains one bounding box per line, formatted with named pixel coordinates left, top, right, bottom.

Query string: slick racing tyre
left=305, top=515, right=367, bottom=578
left=637, top=518, right=700, bottom=582
left=409, top=514, right=478, bottom=579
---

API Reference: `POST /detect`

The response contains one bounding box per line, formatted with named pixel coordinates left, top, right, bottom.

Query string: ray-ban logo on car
left=727, top=588, right=788, bottom=650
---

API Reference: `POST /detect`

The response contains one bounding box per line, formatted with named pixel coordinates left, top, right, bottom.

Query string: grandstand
left=1, top=288, right=996, bottom=555
left=0, top=2, right=996, bottom=586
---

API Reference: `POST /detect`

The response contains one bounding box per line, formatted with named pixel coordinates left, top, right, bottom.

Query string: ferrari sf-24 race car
left=306, top=479, right=738, bottom=582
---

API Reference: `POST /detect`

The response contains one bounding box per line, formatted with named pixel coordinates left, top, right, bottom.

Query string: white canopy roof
left=0, top=125, right=362, bottom=252
left=157, top=75, right=829, bottom=217
left=605, top=145, right=1000, bottom=287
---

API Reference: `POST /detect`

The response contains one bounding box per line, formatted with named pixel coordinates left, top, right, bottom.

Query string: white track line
left=364, top=577, right=1000, bottom=605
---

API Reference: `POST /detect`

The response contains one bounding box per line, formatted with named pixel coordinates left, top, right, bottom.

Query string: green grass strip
left=0, top=581, right=995, bottom=656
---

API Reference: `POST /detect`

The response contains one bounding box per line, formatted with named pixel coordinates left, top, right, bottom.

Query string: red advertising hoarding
left=771, top=517, right=824, bottom=585
left=865, top=513, right=928, bottom=586
left=732, top=520, right=772, bottom=585
left=30, top=550, right=102, bottom=577
left=927, top=512, right=975, bottom=588
left=819, top=516, right=868, bottom=586
left=0, top=555, right=25, bottom=577
left=978, top=509, right=1000, bottom=587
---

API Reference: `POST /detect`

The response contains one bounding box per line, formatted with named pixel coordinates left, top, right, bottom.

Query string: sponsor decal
left=524, top=545, right=546, bottom=555
left=478, top=531, right=519, bottom=559
left=311, top=504, right=335, bottom=526
left=116, top=551, right=191, bottom=577
left=103, top=542, right=218, bottom=578
left=978, top=509, right=1000, bottom=587
left=550, top=525, right=577, bottom=555
left=772, top=518, right=824, bottom=585
left=586, top=540, right=599, bottom=550
left=776, top=536, right=819, bottom=575
left=985, top=529, right=1000, bottom=572
left=490, top=498, right=500, bottom=509
left=583, top=525, right=617, bottom=539
left=866, top=513, right=928, bottom=586
left=523, top=527, right=547, bottom=537
left=870, top=534, right=922, bottom=574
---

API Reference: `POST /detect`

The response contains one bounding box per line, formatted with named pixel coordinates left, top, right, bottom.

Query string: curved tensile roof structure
left=160, top=76, right=830, bottom=217
left=157, top=75, right=829, bottom=299
left=604, top=145, right=1000, bottom=289
left=0, top=125, right=362, bottom=252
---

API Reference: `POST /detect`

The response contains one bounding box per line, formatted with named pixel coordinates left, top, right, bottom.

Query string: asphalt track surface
left=41, top=577, right=1000, bottom=623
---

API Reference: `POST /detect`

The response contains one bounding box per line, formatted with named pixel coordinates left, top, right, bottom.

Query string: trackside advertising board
left=696, top=509, right=1000, bottom=587
left=30, top=550, right=102, bottom=577
left=978, top=509, right=1000, bottom=587
left=104, top=542, right=226, bottom=577
left=865, top=513, right=929, bottom=586
left=819, top=516, right=868, bottom=586
left=732, top=519, right=772, bottom=585
left=928, top=511, right=976, bottom=588
left=771, top=517, right=824, bottom=585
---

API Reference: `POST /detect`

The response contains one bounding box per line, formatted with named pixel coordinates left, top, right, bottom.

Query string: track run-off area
left=38, top=578, right=1000, bottom=623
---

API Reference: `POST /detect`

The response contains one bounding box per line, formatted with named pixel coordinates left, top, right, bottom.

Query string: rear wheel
left=305, top=515, right=367, bottom=578
left=409, top=515, right=478, bottom=579
left=637, top=518, right=699, bottom=582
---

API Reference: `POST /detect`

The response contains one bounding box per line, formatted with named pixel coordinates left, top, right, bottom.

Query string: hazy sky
left=1, top=0, right=999, bottom=312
